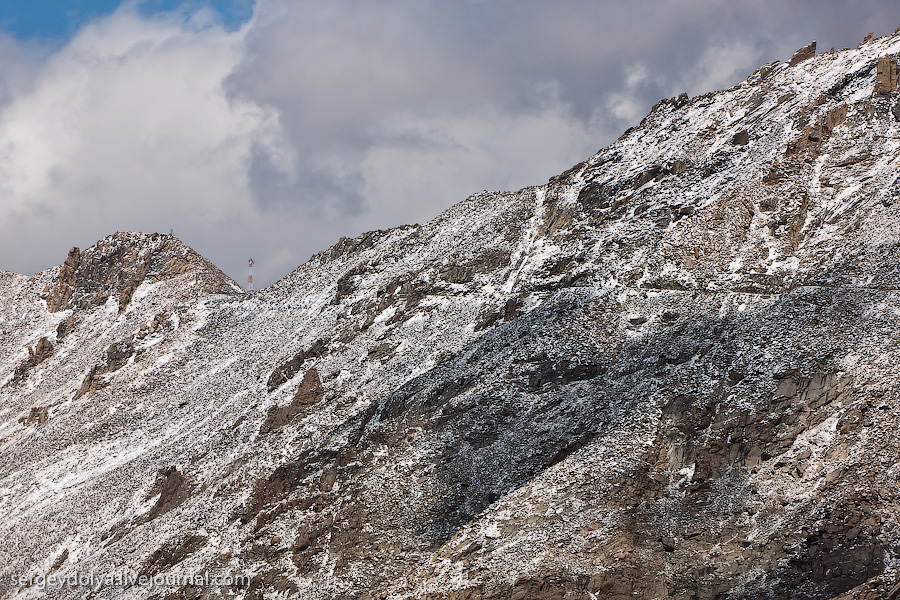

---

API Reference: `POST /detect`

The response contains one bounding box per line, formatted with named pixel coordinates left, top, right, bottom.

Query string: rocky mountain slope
left=4, top=31, right=900, bottom=600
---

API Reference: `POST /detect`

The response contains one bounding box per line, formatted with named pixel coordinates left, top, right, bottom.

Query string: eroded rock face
left=55, top=315, right=75, bottom=340
left=46, top=247, right=80, bottom=312
left=875, top=55, right=900, bottom=94
left=71, top=335, right=143, bottom=400
left=22, top=406, right=48, bottom=426
left=6, top=337, right=54, bottom=387
left=28, top=337, right=53, bottom=366
left=293, top=368, right=324, bottom=408
left=789, top=40, right=817, bottom=66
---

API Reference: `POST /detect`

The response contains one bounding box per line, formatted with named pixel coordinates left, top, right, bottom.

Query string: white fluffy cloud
left=0, top=9, right=283, bottom=279
left=1, top=1, right=899, bottom=285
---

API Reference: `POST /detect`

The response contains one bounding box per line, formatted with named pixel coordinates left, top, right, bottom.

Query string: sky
left=1, top=1, right=900, bottom=287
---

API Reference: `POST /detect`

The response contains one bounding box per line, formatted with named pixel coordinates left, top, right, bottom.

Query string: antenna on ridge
left=247, top=258, right=255, bottom=291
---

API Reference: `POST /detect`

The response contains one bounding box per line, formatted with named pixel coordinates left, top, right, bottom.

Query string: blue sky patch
left=0, top=0, right=254, bottom=40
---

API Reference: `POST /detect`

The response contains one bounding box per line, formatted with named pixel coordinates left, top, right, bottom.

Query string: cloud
left=0, top=7, right=278, bottom=280
left=2, top=0, right=900, bottom=286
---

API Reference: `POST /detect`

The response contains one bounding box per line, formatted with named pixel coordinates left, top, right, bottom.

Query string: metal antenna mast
left=247, top=258, right=255, bottom=291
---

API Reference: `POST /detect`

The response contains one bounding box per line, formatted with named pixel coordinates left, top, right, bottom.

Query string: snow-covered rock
left=4, top=31, right=900, bottom=600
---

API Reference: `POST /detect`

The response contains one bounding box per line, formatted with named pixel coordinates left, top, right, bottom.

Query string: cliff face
left=3, top=32, right=900, bottom=600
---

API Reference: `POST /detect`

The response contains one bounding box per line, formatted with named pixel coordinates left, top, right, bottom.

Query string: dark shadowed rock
left=731, top=129, right=750, bottom=145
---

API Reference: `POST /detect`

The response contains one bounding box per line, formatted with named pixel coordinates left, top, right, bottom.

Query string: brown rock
left=260, top=369, right=325, bottom=433
left=788, top=41, right=816, bottom=67
left=875, top=55, right=899, bottom=95
left=319, top=468, right=337, bottom=492
left=141, top=534, right=206, bottom=575
left=24, top=406, right=49, bottom=425
left=440, top=265, right=473, bottom=284
left=825, top=104, right=849, bottom=133
left=117, top=250, right=152, bottom=312
left=145, top=467, right=189, bottom=521
left=367, top=343, right=396, bottom=362
left=56, top=314, right=76, bottom=340
left=267, top=339, right=327, bottom=392
left=293, top=368, right=324, bottom=407
left=633, top=165, right=663, bottom=189
left=104, top=339, right=135, bottom=372
left=28, top=337, right=53, bottom=366
left=47, top=247, right=80, bottom=312
left=503, top=297, right=523, bottom=321
left=577, top=182, right=606, bottom=209
left=73, top=365, right=106, bottom=400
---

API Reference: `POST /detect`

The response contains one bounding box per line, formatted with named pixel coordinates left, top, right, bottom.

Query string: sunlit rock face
left=4, top=32, right=900, bottom=600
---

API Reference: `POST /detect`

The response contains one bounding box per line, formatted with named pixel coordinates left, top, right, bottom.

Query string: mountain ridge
left=3, top=30, right=900, bottom=600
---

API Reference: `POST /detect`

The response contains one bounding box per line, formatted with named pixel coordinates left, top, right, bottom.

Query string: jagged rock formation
left=3, top=29, right=900, bottom=600
left=45, top=247, right=80, bottom=312
left=789, top=40, right=817, bottom=67
left=43, top=232, right=239, bottom=313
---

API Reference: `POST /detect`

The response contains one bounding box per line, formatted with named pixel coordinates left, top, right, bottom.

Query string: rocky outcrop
left=137, top=312, right=168, bottom=339
left=367, top=342, right=396, bottom=362
left=293, top=368, right=324, bottom=407
left=144, top=467, right=189, bottom=521
left=72, top=364, right=105, bottom=400
left=55, top=314, right=75, bottom=340
left=140, top=534, right=207, bottom=577
left=267, top=339, right=328, bottom=392
left=260, top=369, right=325, bottom=433
left=474, top=297, right=523, bottom=331
left=45, top=233, right=239, bottom=314
left=786, top=103, right=849, bottom=156
left=72, top=338, right=136, bottom=400
left=21, top=406, right=48, bottom=426
left=731, top=129, right=750, bottom=145
left=440, top=265, right=473, bottom=284
left=116, top=249, right=152, bottom=312
left=6, top=337, right=54, bottom=387
left=875, top=55, right=899, bottom=94
left=789, top=40, right=817, bottom=66
left=46, top=247, right=80, bottom=312
left=27, top=337, right=53, bottom=366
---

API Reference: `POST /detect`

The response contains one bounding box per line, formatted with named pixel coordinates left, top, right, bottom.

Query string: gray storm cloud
left=1, top=0, right=899, bottom=286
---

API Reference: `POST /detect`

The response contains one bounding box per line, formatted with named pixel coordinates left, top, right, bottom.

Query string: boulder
left=731, top=130, right=750, bottom=146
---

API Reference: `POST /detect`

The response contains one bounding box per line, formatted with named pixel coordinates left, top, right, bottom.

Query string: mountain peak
left=44, top=231, right=240, bottom=313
